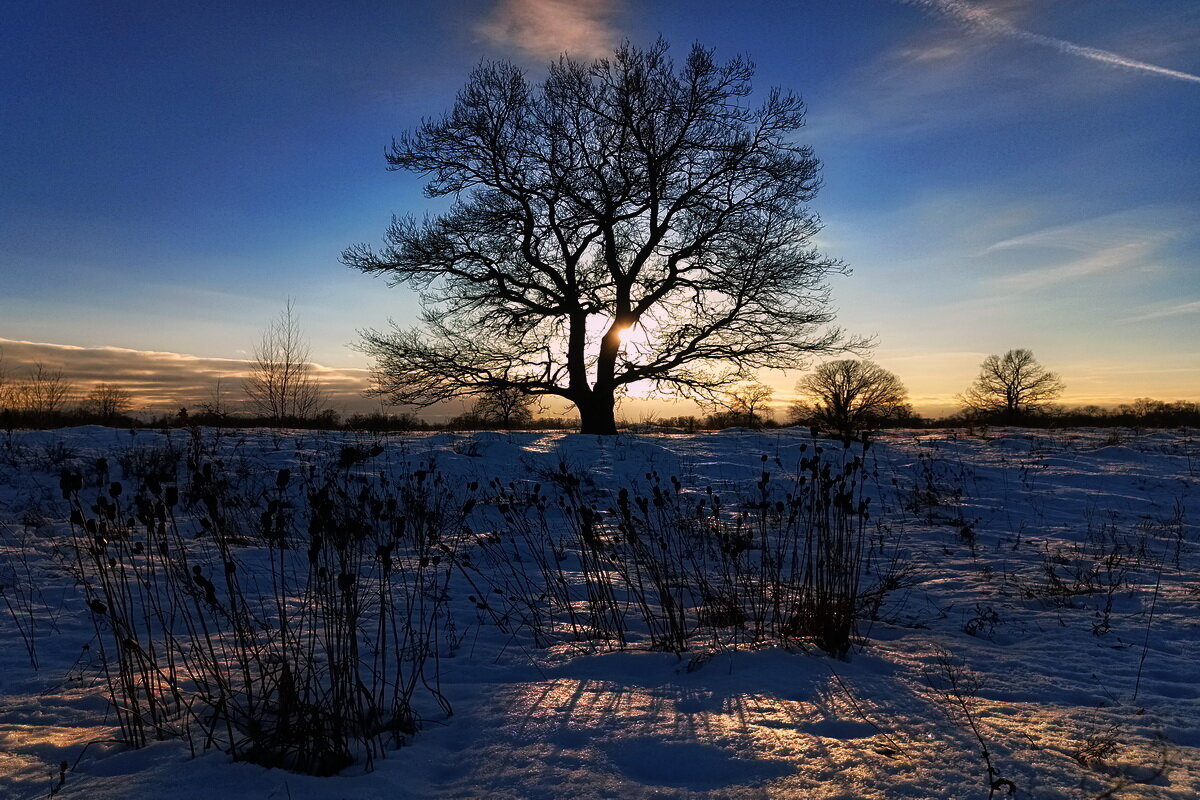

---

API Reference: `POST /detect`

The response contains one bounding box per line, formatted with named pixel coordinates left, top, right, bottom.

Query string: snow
left=1, top=426, right=1197, bottom=798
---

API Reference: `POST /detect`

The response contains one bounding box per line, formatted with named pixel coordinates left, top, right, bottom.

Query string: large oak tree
left=792, top=360, right=911, bottom=435
left=959, top=349, right=1064, bottom=421
left=344, top=41, right=847, bottom=434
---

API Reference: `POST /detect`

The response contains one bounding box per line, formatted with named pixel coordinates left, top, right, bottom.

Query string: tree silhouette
left=9, top=363, right=73, bottom=414
left=344, top=40, right=847, bottom=434
left=472, top=385, right=535, bottom=429
left=718, top=381, right=775, bottom=428
left=791, top=359, right=911, bottom=434
left=197, top=378, right=232, bottom=421
left=83, top=383, right=133, bottom=420
left=959, top=349, right=1064, bottom=421
left=244, top=300, right=324, bottom=424
left=0, top=351, right=10, bottom=411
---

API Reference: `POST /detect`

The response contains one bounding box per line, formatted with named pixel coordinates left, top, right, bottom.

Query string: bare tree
left=959, top=349, right=1064, bottom=421
left=197, top=378, right=232, bottom=420
left=10, top=363, right=74, bottom=414
left=472, top=385, right=535, bottom=429
left=719, top=381, right=775, bottom=428
left=791, top=359, right=911, bottom=434
left=344, top=40, right=849, bottom=434
left=0, top=351, right=10, bottom=410
left=244, top=300, right=324, bottom=424
left=82, top=383, right=133, bottom=420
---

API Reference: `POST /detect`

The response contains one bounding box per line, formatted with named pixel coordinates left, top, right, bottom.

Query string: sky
left=1, top=0, right=1197, bottom=418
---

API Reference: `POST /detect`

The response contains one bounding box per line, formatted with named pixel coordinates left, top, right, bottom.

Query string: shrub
left=460, top=435, right=879, bottom=657
left=60, top=452, right=462, bottom=774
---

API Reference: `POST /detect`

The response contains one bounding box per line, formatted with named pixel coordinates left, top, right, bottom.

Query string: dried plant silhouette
left=344, top=40, right=848, bottom=434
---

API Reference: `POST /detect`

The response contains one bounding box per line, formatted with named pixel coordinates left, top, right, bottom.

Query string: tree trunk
left=577, top=392, right=618, bottom=435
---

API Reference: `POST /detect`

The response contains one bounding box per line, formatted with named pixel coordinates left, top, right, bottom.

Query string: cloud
left=0, top=338, right=373, bottom=413
left=981, top=214, right=1145, bottom=256
left=899, top=0, right=1200, bottom=84
left=478, top=0, right=620, bottom=61
left=812, top=7, right=1079, bottom=141
left=1119, top=300, right=1200, bottom=323
left=978, top=207, right=1187, bottom=291
left=994, top=240, right=1155, bottom=291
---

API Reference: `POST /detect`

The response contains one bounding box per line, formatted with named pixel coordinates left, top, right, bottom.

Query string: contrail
left=900, top=0, right=1200, bottom=85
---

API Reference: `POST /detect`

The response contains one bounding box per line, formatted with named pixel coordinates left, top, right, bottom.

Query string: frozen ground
left=0, top=426, right=1196, bottom=799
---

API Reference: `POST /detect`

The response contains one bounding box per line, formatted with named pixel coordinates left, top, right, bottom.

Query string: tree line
left=667, top=349, right=1198, bottom=433
left=0, top=359, right=133, bottom=426
left=3, top=339, right=1197, bottom=432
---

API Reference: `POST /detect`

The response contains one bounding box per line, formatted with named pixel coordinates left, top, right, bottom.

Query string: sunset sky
left=2, top=0, right=1197, bottom=418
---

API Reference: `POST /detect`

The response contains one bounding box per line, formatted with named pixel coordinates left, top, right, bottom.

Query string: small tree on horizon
left=196, top=378, right=232, bottom=421
left=958, top=348, right=1064, bottom=421
left=344, top=40, right=850, bottom=435
left=0, top=351, right=10, bottom=411
left=9, top=363, right=74, bottom=414
left=791, top=359, right=911, bottom=435
left=244, top=300, right=324, bottom=424
left=717, top=381, right=775, bottom=428
left=471, top=385, right=535, bottom=429
left=82, top=383, right=133, bottom=420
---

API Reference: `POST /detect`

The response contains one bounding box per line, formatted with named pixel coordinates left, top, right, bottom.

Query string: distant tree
left=196, top=378, right=232, bottom=421
left=244, top=300, right=324, bottom=423
left=471, top=386, right=535, bottom=429
left=344, top=40, right=849, bottom=435
left=655, top=415, right=702, bottom=432
left=711, top=381, right=774, bottom=428
left=10, top=363, right=74, bottom=414
left=347, top=411, right=427, bottom=432
left=959, top=349, right=1064, bottom=421
left=1115, top=398, right=1200, bottom=427
left=791, top=360, right=911, bottom=434
left=312, top=408, right=341, bottom=429
left=82, top=383, right=133, bottom=419
left=0, top=351, right=10, bottom=410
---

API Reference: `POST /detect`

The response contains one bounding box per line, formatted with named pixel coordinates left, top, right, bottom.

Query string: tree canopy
left=344, top=40, right=848, bottom=434
left=959, top=349, right=1064, bottom=421
left=83, top=383, right=133, bottom=420
left=792, top=360, right=911, bottom=434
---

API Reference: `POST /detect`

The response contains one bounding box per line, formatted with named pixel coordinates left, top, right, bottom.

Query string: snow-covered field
left=0, top=426, right=1196, bottom=799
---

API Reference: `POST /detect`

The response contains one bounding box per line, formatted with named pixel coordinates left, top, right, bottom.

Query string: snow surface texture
left=0, top=426, right=1197, bottom=799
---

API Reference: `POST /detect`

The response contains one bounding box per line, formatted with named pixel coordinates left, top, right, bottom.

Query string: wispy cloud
left=1119, top=300, right=1200, bottom=323
left=979, top=207, right=1188, bottom=291
left=995, top=240, right=1156, bottom=291
left=0, top=338, right=372, bottom=412
left=899, top=0, right=1200, bottom=84
left=982, top=215, right=1136, bottom=256
left=478, top=0, right=620, bottom=61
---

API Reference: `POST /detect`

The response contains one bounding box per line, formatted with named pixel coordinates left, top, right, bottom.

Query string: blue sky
left=1, top=0, right=1197, bottom=415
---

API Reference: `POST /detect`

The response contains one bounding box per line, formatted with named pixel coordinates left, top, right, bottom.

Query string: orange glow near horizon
left=1, top=336, right=1196, bottom=419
